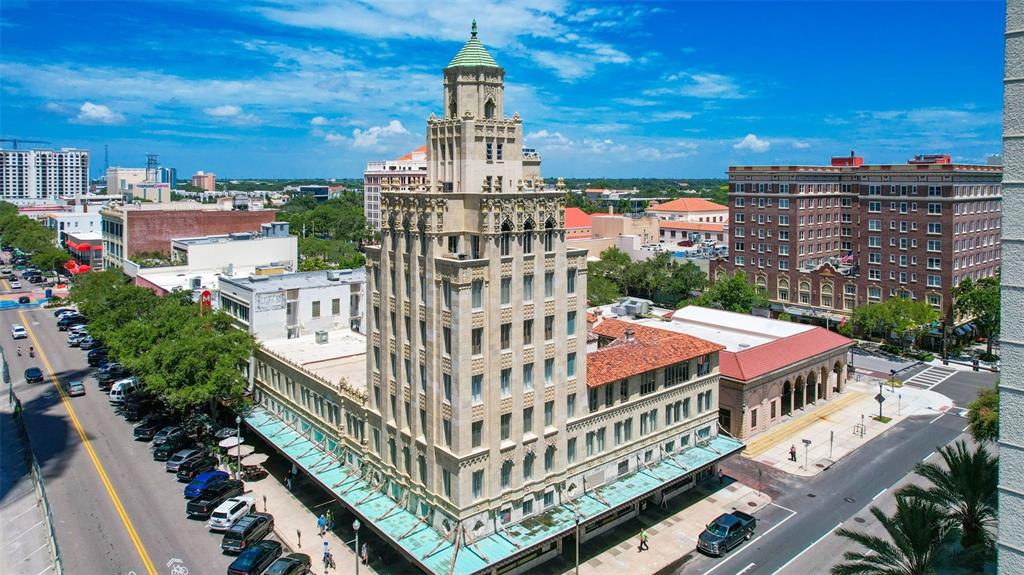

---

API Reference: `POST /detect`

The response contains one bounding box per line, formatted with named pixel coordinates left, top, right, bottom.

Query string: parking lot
left=4, top=301, right=289, bottom=575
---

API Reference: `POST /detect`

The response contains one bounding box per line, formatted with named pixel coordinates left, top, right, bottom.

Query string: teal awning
left=246, top=408, right=743, bottom=575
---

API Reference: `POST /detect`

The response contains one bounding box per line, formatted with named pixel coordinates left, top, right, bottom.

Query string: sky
left=0, top=1, right=1006, bottom=179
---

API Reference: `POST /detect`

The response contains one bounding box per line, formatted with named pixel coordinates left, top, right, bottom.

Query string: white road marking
left=704, top=506, right=798, bottom=575
left=5, top=519, right=44, bottom=544
left=771, top=522, right=842, bottom=574
left=922, top=451, right=936, bottom=463
left=769, top=501, right=796, bottom=514
left=928, top=413, right=944, bottom=424
left=737, top=562, right=757, bottom=574
left=34, top=564, right=55, bottom=575
left=872, top=488, right=886, bottom=501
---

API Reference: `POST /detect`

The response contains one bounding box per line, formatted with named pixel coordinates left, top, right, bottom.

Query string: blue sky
left=0, top=1, right=1005, bottom=179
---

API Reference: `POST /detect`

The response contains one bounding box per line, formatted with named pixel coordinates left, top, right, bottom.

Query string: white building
left=44, top=211, right=102, bottom=247
left=363, top=146, right=427, bottom=231
left=1, top=148, right=90, bottom=203
left=218, top=268, right=366, bottom=340
left=106, top=167, right=149, bottom=198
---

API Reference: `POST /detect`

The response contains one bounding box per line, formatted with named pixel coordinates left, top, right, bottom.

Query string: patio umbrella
left=242, top=453, right=269, bottom=466
left=218, top=436, right=244, bottom=449
left=233, top=444, right=256, bottom=457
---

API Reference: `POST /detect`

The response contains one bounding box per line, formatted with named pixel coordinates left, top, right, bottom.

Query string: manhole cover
left=807, top=493, right=817, bottom=498
left=854, top=517, right=866, bottom=524
left=844, top=497, right=855, bottom=503
left=747, top=501, right=758, bottom=507
left=815, top=463, right=825, bottom=468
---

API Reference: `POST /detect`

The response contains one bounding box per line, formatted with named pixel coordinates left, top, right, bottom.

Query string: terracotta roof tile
left=717, top=327, right=852, bottom=381
left=587, top=319, right=723, bottom=388
left=648, top=198, right=727, bottom=213
left=564, top=207, right=592, bottom=229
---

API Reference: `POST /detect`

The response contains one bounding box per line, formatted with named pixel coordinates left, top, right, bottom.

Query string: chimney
left=623, top=329, right=635, bottom=342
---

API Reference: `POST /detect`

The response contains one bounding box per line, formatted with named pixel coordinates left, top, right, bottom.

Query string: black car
left=264, top=553, right=310, bottom=575
left=221, top=513, right=275, bottom=554
left=185, top=479, right=244, bottom=518
left=24, top=367, right=44, bottom=383
left=228, top=540, right=283, bottom=575
left=176, top=453, right=219, bottom=481
left=27, top=275, right=44, bottom=284
left=52, top=307, right=76, bottom=317
left=18, top=295, right=30, bottom=304
left=87, top=348, right=108, bottom=366
left=152, top=436, right=194, bottom=461
left=133, top=415, right=167, bottom=440
left=57, top=314, right=86, bottom=331
left=123, top=395, right=158, bottom=421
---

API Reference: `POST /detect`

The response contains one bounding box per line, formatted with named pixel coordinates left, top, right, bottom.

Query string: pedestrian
left=318, top=513, right=327, bottom=536
left=322, top=540, right=331, bottom=567
left=326, top=509, right=334, bottom=532
left=718, top=469, right=724, bottom=485
left=789, top=444, right=797, bottom=462
left=638, top=528, right=649, bottom=551
left=361, top=542, right=368, bottom=565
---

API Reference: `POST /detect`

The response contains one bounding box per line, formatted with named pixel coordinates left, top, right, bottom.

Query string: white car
left=11, top=324, right=27, bottom=339
left=9, top=280, right=21, bottom=289
left=207, top=495, right=256, bottom=531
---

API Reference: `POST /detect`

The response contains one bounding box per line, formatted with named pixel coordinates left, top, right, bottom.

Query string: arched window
left=484, top=99, right=496, bottom=120
left=523, top=220, right=535, bottom=254
left=755, top=275, right=768, bottom=296
left=799, top=281, right=811, bottom=304
left=821, top=283, right=834, bottom=308
left=500, top=221, right=513, bottom=256
left=544, top=218, right=556, bottom=252
left=778, top=278, right=790, bottom=302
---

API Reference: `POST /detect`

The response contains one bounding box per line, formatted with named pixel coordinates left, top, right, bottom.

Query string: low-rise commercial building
left=659, top=220, right=727, bottom=244
left=45, top=211, right=101, bottom=247
left=591, top=209, right=661, bottom=245
left=647, top=197, right=728, bottom=223
left=564, top=207, right=592, bottom=238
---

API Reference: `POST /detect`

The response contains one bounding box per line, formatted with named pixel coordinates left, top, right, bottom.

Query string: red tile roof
left=587, top=319, right=724, bottom=388
left=648, top=198, right=727, bottom=213
left=397, top=145, right=427, bottom=161
left=564, top=207, right=592, bottom=229
left=659, top=221, right=725, bottom=232
left=717, top=327, right=852, bottom=381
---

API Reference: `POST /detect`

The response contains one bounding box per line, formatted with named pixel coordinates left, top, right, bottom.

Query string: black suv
left=86, top=348, right=108, bottom=366
left=133, top=415, right=166, bottom=441
left=221, top=512, right=275, bottom=554
left=175, top=453, right=219, bottom=482
left=57, top=314, right=86, bottom=331
left=123, top=393, right=158, bottom=421
left=185, top=479, right=244, bottom=519
left=228, top=541, right=283, bottom=575
left=152, top=436, right=193, bottom=461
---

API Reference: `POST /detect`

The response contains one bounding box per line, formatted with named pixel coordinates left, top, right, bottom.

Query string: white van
left=108, top=378, right=139, bottom=405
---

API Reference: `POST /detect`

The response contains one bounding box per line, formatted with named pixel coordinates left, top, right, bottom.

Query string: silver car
left=165, top=448, right=203, bottom=472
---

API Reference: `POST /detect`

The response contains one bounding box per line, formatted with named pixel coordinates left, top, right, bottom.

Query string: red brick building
left=709, top=153, right=1002, bottom=329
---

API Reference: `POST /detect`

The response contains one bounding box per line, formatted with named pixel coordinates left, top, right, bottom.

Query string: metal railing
left=4, top=347, right=64, bottom=574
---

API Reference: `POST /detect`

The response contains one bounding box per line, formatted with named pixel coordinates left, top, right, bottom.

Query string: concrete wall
left=180, top=235, right=297, bottom=270
left=1000, top=4, right=1024, bottom=572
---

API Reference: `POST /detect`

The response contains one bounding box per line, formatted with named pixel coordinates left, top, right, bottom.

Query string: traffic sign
left=200, top=289, right=212, bottom=311
left=875, top=393, right=885, bottom=404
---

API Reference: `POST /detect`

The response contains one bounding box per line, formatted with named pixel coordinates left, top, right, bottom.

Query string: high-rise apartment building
left=191, top=170, right=216, bottom=191
left=1, top=148, right=89, bottom=202
left=711, top=153, right=1002, bottom=329
left=363, top=145, right=427, bottom=231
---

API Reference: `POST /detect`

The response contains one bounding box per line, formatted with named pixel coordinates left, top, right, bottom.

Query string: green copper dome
left=446, top=20, right=500, bottom=69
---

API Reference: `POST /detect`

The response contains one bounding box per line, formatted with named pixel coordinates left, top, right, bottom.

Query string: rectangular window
left=567, top=393, right=576, bottom=418
left=312, top=300, right=321, bottom=318
left=442, top=279, right=451, bottom=308
left=544, top=272, right=554, bottom=298
left=523, top=275, right=533, bottom=302
left=332, top=298, right=340, bottom=315
left=472, top=421, right=483, bottom=447
left=523, top=363, right=534, bottom=391
left=501, top=278, right=511, bottom=305
left=567, top=352, right=576, bottom=378
left=596, top=428, right=606, bottom=452
left=500, top=368, right=511, bottom=397
left=500, top=413, right=511, bottom=440
left=442, top=373, right=453, bottom=401
left=472, top=375, right=483, bottom=403
left=544, top=316, right=554, bottom=340
left=443, top=469, right=452, bottom=497
left=544, top=400, right=554, bottom=426
left=472, top=327, right=483, bottom=355
left=472, top=279, right=483, bottom=308
left=640, top=372, right=656, bottom=395
left=544, top=358, right=554, bottom=386
left=501, top=323, right=511, bottom=350
left=523, top=407, right=533, bottom=434
left=567, top=311, right=576, bottom=336
left=472, top=470, right=483, bottom=499
left=443, top=419, right=452, bottom=446
left=567, top=438, right=577, bottom=463
left=567, top=269, right=577, bottom=294
left=523, top=318, right=533, bottom=345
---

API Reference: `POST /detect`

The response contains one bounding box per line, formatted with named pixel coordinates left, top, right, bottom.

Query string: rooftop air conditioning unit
left=315, top=330, right=329, bottom=344
left=327, top=270, right=342, bottom=281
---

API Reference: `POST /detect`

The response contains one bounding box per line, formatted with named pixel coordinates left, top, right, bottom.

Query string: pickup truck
left=186, top=479, right=244, bottom=519
left=697, top=511, right=756, bottom=556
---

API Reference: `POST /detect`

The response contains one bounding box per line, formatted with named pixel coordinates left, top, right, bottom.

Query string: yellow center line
left=17, top=310, right=158, bottom=575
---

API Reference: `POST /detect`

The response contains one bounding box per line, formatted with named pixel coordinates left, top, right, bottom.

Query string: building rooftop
left=564, top=207, right=592, bottom=229
left=587, top=318, right=723, bottom=388
left=447, top=21, right=499, bottom=69
left=260, top=328, right=368, bottom=392
left=220, top=268, right=366, bottom=293
left=397, top=145, right=427, bottom=161
left=659, top=221, right=725, bottom=232
left=647, top=198, right=727, bottom=213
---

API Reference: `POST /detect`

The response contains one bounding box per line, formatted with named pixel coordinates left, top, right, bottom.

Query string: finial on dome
left=471, top=19, right=478, bottom=38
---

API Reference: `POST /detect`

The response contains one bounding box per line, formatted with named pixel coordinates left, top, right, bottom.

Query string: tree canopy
left=966, top=386, right=998, bottom=444
left=953, top=276, right=1000, bottom=355
left=0, top=201, right=71, bottom=271
left=588, top=248, right=708, bottom=307
left=695, top=271, right=767, bottom=313
left=849, top=297, right=940, bottom=349
left=275, top=194, right=366, bottom=271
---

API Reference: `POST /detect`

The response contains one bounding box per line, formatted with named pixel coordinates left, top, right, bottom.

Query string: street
left=3, top=305, right=245, bottom=575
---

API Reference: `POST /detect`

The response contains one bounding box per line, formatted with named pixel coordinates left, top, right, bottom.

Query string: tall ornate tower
left=364, top=22, right=588, bottom=535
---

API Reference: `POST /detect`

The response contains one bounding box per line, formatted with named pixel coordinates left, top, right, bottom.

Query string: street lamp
left=801, top=439, right=812, bottom=471
left=235, top=416, right=241, bottom=480
left=353, top=519, right=361, bottom=575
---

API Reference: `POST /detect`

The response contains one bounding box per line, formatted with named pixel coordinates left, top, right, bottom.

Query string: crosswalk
left=902, top=366, right=958, bottom=389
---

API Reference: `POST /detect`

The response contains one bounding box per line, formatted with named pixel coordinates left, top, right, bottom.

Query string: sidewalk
left=557, top=479, right=771, bottom=575
left=1, top=395, right=58, bottom=575
left=742, top=376, right=954, bottom=476
left=242, top=460, right=379, bottom=575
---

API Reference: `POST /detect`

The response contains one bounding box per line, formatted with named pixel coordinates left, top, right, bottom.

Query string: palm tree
left=831, top=497, right=948, bottom=575
left=897, top=440, right=997, bottom=552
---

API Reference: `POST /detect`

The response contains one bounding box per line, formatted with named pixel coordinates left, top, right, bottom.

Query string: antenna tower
left=145, top=153, right=159, bottom=182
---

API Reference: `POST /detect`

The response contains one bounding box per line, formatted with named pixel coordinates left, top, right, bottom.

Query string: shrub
left=979, top=352, right=999, bottom=363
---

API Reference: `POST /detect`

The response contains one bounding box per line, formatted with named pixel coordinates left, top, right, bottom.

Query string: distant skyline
left=0, top=1, right=1004, bottom=179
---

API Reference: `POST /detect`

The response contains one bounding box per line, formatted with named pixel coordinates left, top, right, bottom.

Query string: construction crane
left=0, top=138, right=52, bottom=150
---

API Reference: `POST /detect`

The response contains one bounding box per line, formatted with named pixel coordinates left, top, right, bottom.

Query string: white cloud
left=310, top=116, right=329, bottom=126
left=204, top=104, right=242, bottom=117
left=323, top=131, right=348, bottom=145
left=526, top=129, right=573, bottom=149
left=733, top=133, right=771, bottom=152
left=44, top=102, right=67, bottom=113
left=648, top=72, right=746, bottom=100
left=792, top=141, right=811, bottom=149
left=351, top=120, right=409, bottom=148
left=73, top=101, right=124, bottom=124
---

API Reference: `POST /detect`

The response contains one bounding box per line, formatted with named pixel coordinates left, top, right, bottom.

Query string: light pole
left=801, top=439, right=812, bottom=471
left=353, top=519, right=361, bottom=575
left=574, top=514, right=581, bottom=575
left=235, top=416, right=241, bottom=480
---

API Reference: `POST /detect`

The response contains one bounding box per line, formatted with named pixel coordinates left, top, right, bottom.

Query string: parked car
left=264, top=553, right=311, bottom=575
left=152, top=425, right=184, bottom=446
left=123, top=394, right=158, bottom=421
left=24, top=367, right=44, bottom=384
left=87, top=348, right=108, bottom=366
left=18, top=295, right=31, bottom=303
left=697, top=511, right=756, bottom=557
left=67, top=331, right=86, bottom=347
left=52, top=307, right=76, bottom=317
left=9, top=280, right=21, bottom=289
left=165, top=448, right=205, bottom=473
left=109, top=378, right=140, bottom=405
left=64, top=380, right=86, bottom=397
left=133, top=415, right=167, bottom=441
left=152, top=436, right=193, bottom=461
left=184, top=470, right=229, bottom=498
left=227, top=540, right=282, bottom=575
left=221, top=512, right=274, bottom=553
left=176, top=453, right=219, bottom=482
left=10, top=324, right=27, bottom=339
left=78, top=335, right=101, bottom=350
left=208, top=496, right=258, bottom=532
left=27, top=275, right=43, bottom=285
left=57, top=314, right=86, bottom=331
left=214, top=426, right=239, bottom=440
left=185, top=479, right=244, bottom=519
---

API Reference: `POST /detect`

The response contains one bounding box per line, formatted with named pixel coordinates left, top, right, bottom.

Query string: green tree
left=832, top=497, right=950, bottom=575
left=966, top=386, right=998, bottom=444
left=32, top=246, right=71, bottom=273
left=587, top=274, right=620, bottom=306
left=695, top=271, right=767, bottom=313
left=850, top=298, right=939, bottom=350
left=897, top=440, right=998, bottom=558
left=953, top=276, right=1000, bottom=356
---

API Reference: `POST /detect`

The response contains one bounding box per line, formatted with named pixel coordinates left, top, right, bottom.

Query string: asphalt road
left=659, top=363, right=994, bottom=575
left=3, top=305, right=240, bottom=575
